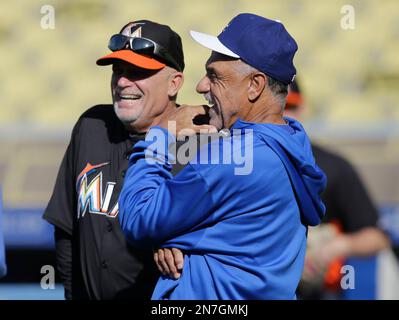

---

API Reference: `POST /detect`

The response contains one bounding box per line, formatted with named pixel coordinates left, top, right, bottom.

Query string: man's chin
left=114, top=104, right=139, bottom=123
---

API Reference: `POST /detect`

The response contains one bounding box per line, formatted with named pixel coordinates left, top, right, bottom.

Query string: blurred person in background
left=0, top=193, right=6, bottom=278
left=43, top=19, right=202, bottom=299
left=284, top=78, right=391, bottom=299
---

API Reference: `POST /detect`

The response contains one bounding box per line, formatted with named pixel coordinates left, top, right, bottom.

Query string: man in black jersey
left=43, top=19, right=209, bottom=299
left=284, top=79, right=390, bottom=299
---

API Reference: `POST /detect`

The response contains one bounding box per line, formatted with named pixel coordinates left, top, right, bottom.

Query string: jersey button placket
left=107, top=223, right=112, bottom=232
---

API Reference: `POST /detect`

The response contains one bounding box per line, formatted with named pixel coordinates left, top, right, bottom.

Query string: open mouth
left=116, top=93, right=142, bottom=101
left=203, top=93, right=224, bottom=130
left=204, top=94, right=220, bottom=116
left=204, top=93, right=216, bottom=108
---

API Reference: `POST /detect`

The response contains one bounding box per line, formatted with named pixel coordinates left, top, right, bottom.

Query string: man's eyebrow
left=206, top=66, right=217, bottom=74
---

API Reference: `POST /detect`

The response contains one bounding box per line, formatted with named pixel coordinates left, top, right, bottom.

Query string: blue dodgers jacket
left=118, top=117, right=326, bottom=299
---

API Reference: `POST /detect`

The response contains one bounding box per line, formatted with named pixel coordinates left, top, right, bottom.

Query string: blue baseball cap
left=190, top=13, right=298, bottom=85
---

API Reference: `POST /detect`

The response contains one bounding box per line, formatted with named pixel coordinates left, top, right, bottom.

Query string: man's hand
left=156, top=104, right=218, bottom=138
left=154, top=248, right=184, bottom=279
left=301, top=223, right=349, bottom=286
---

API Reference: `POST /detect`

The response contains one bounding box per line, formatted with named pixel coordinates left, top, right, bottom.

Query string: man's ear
left=168, top=72, right=184, bottom=98
left=248, top=73, right=266, bottom=102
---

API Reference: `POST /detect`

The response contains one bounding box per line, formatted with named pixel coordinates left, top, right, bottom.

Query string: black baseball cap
left=97, top=20, right=185, bottom=71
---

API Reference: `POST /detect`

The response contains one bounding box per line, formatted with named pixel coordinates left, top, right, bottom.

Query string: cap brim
left=96, top=50, right=165, bottom=69
left=189, top=30, right=239, bottom=58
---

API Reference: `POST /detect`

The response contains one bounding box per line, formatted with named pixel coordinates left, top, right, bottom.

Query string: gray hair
left=237, top=62, right=288, bottom=109
left=265, top=75, right=288, bottom=109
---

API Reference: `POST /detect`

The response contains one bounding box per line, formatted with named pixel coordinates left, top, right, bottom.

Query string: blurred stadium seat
left=1, top=0, right=399, bottom=127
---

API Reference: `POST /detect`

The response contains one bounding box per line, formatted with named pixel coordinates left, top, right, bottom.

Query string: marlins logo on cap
left=122, top=22, right=144, bottom=37
left=96, top=19, right=185, bottom=71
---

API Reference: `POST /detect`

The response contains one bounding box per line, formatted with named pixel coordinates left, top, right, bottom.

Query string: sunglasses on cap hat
left=108, top=34, right=182, bottom=71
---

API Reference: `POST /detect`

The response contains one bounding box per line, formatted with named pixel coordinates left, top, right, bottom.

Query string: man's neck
left=243, top=100, right=286, bottom=125
left=248, top=112, right=285, bottom=124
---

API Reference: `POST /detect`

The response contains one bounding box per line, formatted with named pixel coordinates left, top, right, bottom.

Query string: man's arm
left=119, top=127, right=215, bottom=247
left=54, top=227, right=72, bottom=300
left=328, top=155, right=390, bottom=257
left=44, top=119, right=81, bottom=299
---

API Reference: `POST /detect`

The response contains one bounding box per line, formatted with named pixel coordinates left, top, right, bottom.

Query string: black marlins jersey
left=44, top=105, right=186, bottom=299
left=311, top=144, right=379, bottom=232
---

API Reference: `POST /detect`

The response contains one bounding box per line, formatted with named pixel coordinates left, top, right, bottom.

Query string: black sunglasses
left=108, top=34, right=181, bottom=71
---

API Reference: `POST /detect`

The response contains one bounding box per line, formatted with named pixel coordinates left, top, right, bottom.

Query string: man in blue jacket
left=118, top=13, right=326, bottom=299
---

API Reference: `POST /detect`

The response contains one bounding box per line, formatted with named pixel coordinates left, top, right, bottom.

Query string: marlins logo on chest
left=76, top=162, right=119, bottom=219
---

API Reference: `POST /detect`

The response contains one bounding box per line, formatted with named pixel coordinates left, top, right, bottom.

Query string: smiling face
left=111, top=60, right=178, bottom=132
left=196, top=52, right=253, bottom=130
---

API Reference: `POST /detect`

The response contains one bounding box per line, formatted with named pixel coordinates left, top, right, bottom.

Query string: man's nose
left=196, top=76, right=210, bottom=94
left=115, top=73, right=134, bottom=87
